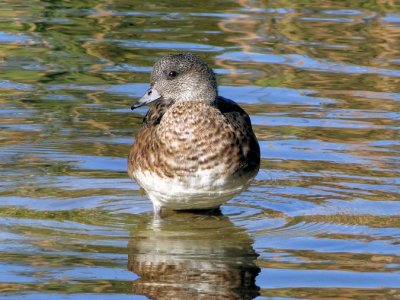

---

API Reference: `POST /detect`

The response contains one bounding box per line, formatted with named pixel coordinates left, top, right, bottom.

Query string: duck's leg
left=152, top=202, right=162, bottom=220
left=150, top=202, right=162, bottom=228
left=148, top=195, right=162, bottom=219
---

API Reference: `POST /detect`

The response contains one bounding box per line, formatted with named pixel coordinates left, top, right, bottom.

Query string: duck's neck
left=176, top=84, right=217, bottom=104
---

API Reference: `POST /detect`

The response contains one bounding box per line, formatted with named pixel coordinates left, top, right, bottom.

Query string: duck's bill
left=131, top=87, right=161, bottom=110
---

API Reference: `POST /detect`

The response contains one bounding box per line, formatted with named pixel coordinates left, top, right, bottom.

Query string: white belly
left=131, top=169, right=252, bottom=210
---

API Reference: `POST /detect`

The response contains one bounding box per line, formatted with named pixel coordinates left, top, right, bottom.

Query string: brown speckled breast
left=128, top=97, right=260, bottom=183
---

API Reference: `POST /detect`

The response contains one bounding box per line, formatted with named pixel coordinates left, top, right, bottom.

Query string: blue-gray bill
left=131, top=87, right=161, bottom=110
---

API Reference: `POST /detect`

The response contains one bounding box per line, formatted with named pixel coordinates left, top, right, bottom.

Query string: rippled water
left=1, top=0, right=399, bottom=299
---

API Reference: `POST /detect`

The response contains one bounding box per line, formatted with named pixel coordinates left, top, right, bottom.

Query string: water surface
left=0, top=0, right=399, bottom=299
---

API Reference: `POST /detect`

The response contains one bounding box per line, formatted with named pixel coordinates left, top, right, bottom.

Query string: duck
left=128, top=53, right=260, bottom=216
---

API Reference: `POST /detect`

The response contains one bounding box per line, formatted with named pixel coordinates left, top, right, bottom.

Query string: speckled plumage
left=128, top=53, right=260, bottom=213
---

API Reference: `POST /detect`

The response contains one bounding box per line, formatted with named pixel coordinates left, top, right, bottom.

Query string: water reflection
left=127, top=212, right=260, bottom=299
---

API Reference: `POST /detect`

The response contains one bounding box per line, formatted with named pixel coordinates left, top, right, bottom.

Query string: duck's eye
left=168, top=71, right=178, bottom=78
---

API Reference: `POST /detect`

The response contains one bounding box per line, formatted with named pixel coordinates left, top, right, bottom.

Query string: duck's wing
left=216, top=96, right=260, bottom=173
left=216, top=96, right=253, bottom=128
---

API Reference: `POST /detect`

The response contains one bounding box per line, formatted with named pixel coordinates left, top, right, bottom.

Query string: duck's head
left=131, top=53, right=217, bottom=110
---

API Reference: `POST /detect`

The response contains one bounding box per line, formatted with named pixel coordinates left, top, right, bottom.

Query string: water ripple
left=218, top=51, right=400, bottom=77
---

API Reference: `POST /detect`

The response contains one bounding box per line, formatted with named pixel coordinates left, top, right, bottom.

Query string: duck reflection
left=127, top=211, right=260, bottom=299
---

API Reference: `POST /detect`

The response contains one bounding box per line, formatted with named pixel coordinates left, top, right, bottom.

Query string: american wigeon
left=128, top=53, right=260, bottom=216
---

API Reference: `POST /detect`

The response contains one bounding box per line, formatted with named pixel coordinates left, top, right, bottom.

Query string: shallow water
left=0, top=0, right=399, bottom=299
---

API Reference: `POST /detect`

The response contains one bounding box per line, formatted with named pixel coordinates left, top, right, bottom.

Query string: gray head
left=132, top=53, right=218, bottom=110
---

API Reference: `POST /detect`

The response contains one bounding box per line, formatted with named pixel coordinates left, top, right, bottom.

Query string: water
left=0, top=1, right=399, bottom=299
